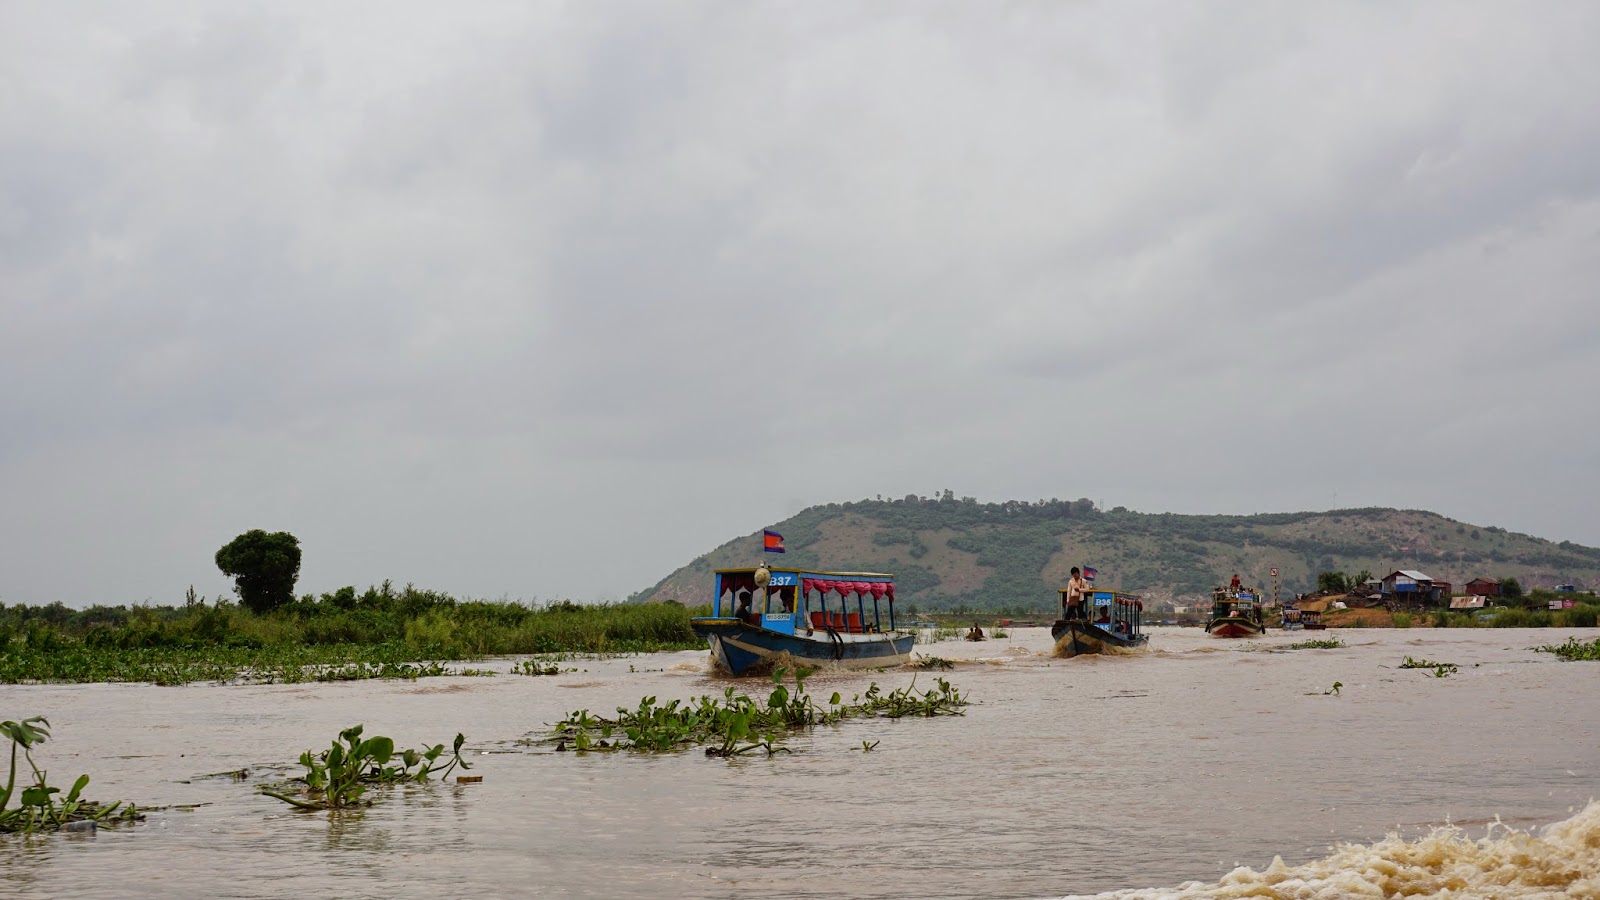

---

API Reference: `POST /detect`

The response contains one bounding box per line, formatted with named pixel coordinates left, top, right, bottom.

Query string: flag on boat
left=763, top=530, right=786, bottom=553
left=1082, top=566, right=1098, bottom=582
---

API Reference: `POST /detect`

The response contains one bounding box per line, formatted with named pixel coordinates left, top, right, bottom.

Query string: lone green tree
left=1500, top=577, right=1523, bottom=600
left=215, top=530, right=302, bottom=614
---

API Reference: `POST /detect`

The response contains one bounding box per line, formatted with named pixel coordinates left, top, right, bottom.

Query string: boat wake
left=1056, top=800, right=1600, bottom=899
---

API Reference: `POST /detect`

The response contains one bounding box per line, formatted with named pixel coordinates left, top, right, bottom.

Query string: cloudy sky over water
left=3, top=1, right=1598, bottom=606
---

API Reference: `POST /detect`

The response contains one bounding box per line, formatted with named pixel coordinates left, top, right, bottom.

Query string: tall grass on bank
left=0, top=585, right=703, bottom=684
left=1428, top=603, right=1599, bottom=630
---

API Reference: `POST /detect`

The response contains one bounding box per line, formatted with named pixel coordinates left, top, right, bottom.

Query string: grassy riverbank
left=1319, top=602, right=1599, bottom=629
left=0, top=585, right=705, bottom=684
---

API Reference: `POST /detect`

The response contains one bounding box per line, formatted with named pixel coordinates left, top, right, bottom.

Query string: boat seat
left=810, top=611, right=827, bottom=629
left=846, top=613, right=862, bottom=633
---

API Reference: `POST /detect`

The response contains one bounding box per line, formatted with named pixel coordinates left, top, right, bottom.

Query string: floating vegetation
left=1535, top=637, right=1600, bottom=661
left=1399, top=656, right=1459, bottom=677
left=910, top=656, right=955, bottom=670
left=2, top=716, right=140, bottom=833
left=1286, top=638, right=1344, bottom=650
left=0, top=644, right=487, bottom=686
left=859, top=740, right=879, bottom=752
left=916, top=626, right=964, bottom=644
left=548, top=668, right=969, bottom=757
left=515, top=660, right=568, bottom=676
left=259, top=724, right=470, bottom=811
left=1324, top=681, right=1343, bottom=696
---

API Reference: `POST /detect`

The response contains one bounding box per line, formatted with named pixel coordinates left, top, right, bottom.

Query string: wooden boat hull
left=690, top=618, right=915, bottom=676
left=1206, top=617, right=1266, bottom=637
left=1049, top=620, right=1149, bottom=658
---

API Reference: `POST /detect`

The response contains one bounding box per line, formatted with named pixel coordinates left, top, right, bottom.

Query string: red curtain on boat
left=866, top=582, right=887, bottom=599
left=803, top=578, right=834, bottom=596
left=721, top=572, right=757, bottom=595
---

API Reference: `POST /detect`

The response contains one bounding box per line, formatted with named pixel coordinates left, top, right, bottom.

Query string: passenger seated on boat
left=965, top=625, right=985, bottom=641
left=735, top=591, right=755, bottom=624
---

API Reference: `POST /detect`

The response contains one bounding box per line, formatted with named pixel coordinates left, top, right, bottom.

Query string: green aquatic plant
left=1399, top=656, right=1459, bottom=677
left=911, top=656, right=955, bottom=670
left=516, top=660, right=567, bottom=676
left=859, top=740, right=879, bottom=752
left=1534, top=637, right=1600, bottom=661
left=1325, top=681, right=1343, bottom=696
left=259, top=724, right=470, bottom=811
left=1, top=716, right=138, bottom=833
left=549, top=668, right=969, bottom=756
left=1286, top=638, right=1344, bottom=650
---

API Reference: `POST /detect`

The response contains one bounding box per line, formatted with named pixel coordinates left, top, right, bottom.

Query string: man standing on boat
left=1230, top=573, right=1242, bottom=592
left=1065, top=567, right=1089, bottom=619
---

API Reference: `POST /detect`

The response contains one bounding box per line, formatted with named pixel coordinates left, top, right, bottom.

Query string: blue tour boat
left=689, top=565, right=915, bottom=676
left=1051, top=588, right=1149, bottom=657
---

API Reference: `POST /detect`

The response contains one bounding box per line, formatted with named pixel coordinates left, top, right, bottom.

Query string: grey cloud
left=3, top=1, right=1599, bottom=606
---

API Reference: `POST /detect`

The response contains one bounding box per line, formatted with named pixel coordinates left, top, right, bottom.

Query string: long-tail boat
left=689, top=564, right=915, bottom=676
left=1051, top=588, right=1149, bottom=657
left=1206, top=587, right=1267, bottom=637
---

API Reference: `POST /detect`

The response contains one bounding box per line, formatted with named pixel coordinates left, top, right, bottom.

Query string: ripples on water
left=1, top=627, right=1597, bottom=899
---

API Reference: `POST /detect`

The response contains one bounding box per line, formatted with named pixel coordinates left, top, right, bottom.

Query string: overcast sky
left=3, top=1, right=1598, bottom=607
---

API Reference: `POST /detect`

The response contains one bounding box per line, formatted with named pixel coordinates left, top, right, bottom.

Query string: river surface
left=2, top=626, right=1598, bottom=899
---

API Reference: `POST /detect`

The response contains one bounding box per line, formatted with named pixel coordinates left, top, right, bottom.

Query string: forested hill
left=632, top=496, right=1600, bottom=612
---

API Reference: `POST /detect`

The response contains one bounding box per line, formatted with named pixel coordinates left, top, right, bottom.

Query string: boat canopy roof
left=1057, top=587, right=1142, bottom=600
left=715, top=567, right=893, bottom=579
left=715, top=567, right=896, bottom=599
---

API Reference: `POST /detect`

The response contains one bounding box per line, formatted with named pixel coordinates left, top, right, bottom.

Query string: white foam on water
left=1057, top=800, right=1600, bottom=899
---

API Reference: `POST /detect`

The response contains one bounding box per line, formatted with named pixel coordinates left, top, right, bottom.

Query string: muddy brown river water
left=2, top=626, right=1598, bottom=899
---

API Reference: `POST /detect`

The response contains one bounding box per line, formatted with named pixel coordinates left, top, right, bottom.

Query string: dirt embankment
left=1322, top=607, right=1402, bottom=628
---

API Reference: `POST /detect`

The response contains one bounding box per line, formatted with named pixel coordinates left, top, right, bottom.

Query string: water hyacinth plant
left=1535, top=637, right=1600, bottom=661
left=548, top=668, right=969, bottom=757
left=1, top=716, right=138, bottom=833
left=1399, top=656, right=1459, bottom=677
left=259, top=724, right=470, bottom=811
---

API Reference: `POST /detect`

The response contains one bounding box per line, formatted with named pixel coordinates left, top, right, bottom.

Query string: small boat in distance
left=1206, top=587, right=1267, bottom=637
left=1300, top=608, right=1326, bottom=630
left=1051, top=588, right=1149, bottom=657
left=689, top=565, right=915, bottom=676
left=1280, top=605, right=1304, bottom=630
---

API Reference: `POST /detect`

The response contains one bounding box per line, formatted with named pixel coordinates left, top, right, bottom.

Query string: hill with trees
left=631, top=494, right=1600, bottom=614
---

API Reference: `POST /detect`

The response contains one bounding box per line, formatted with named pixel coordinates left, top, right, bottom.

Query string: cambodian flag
left=1082, top=566, right=1098, bottom=582
left=763, top=530, right=786, bottom=553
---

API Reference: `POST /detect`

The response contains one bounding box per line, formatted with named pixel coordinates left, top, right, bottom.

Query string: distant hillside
left=631, top=496, right=1600, bottom=613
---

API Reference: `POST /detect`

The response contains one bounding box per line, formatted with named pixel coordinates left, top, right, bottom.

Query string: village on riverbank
left=1160, top=568, right=1597, bottom=629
